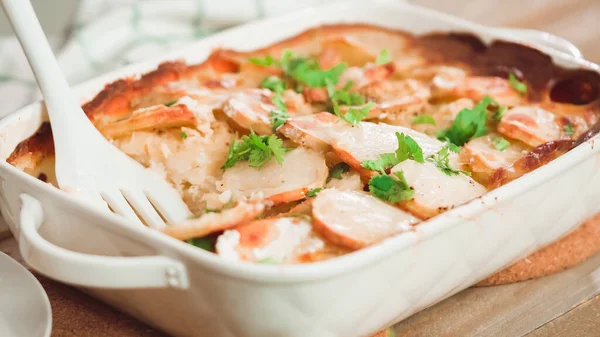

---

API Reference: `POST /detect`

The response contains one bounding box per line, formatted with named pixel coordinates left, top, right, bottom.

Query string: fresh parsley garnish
left=333, top=102, right=375, bottom=125
left=257, top=257, right=280, bottom=264
left=369, top=171, right=414, bottom=203
left=221, top=131, right=291, bottom=170
left=564, top=123, right=575, bottom=136
left=249, top=49, right=347, bottom=88
left=248, top=55, right=277, bottom=67
left=270, top=92, right=289, bottom=130
left=492, top=136, right=510, bottom=151
left=437, top=96, right=494, bottom=146
left=508, top=73, right=527, bottom=94
left=412, top=114, right=436, bottom=126
left=187, top=236, right=217, bottom=252
left=165, top=100, right=178, bottom=107
left=306, top=188, right=322, bottom=197
left=260, top=76, right=286, bottom=93
left=491, top=106, right=507, bottom=122
left=326, top=79, right=365, bottom=107
left=361, top=132, right=424, bottom=173
left=376, top=49, right=391, bottom=65
left=204, top=208, right=220, bottom=213
left=427, top=144, right=470, bottom=176
left=327, top=162, right=350, bottom=181
left=180, top=131, right=188, bottom=139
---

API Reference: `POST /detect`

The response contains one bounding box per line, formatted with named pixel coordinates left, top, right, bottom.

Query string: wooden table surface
left=1, top=1, right=600, bottom=336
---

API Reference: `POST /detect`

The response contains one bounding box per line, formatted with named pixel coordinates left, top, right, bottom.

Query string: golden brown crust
left=477, top=213, right=600, bottom=286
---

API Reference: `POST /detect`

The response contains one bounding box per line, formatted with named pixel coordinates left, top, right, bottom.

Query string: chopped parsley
left=257, top=257, right=280, bottom=264
left=333, top=102, right=375, bottom=125
left=326, top=79, right=365, bottom=106
left=221, top=131, right=291, bottom=170
left=248, top=55, right=277, bottom=67
left=249, top=49, right=347, bottom=88
left=376, top=49, right=391, bottom=65
left=187, top=235, right=217, bottom=252
left=437, top=96, right=494, bottom=146
left=180, top=131, right=188, bottom=139
left=492, top=136, right=510, bottom=151
left=412, top=114, right=436, bottom=126
left=327, top=162, right=350, bottom=181
left=306, top=188, right=323, bottom=197
left=164, top=100, right=178, bottom=107
left=491, top=105, right=507, bottom=122
left=270, top=92, right=289, bottom=130
left=260, top=76, right=286, bottom=93
left=564, top=123, right=575, bottom=136
left=508, top=73, right=527, bottom=94
left=369, top=171, right=414, bottom=203
left=361, top=132, right=424, bottom=174
left=427, top=144, right=470, bottom=176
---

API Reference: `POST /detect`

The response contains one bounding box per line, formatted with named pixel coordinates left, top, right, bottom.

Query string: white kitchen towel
left=0, top=0, right=340, bottom=118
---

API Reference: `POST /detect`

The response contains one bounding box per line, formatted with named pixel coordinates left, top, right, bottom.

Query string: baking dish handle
left=18, top=194, right=189, bottom=289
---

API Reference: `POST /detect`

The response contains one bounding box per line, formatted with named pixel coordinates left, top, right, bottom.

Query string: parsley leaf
left=165, top=100, right=178, bottom=107
left=187, top=235, right=217, bottom=252
left=376, top=49, right=391, bottom=65
left=508, top=73, right=527, bottom=94
left=361, top=133, right=424, bottom=173
left=327, top=162, right=350, bottom=181
left=333, top=102, right=375, bottom=125
left=427, top=144, right=470, bottom=176
left=362, top=153, right=400, bottom=174
left=412, top=114, right=436, bottom=126
left=492, top=136, right=510, bottom=151
left=250, top=49, right=347, bottom=88
left=248, top=55, right=277, bottom=67
left=180, top=131, right=188, bottom=139
left=490, top=104, right=507, bottom=122
left=257, top=257, right=280, bottom=264
left=307, top=188, right=323, bottom=197
left=326, top=79, right=365, bottom=106
left=369, top=171, right=414, bottom=203
left=564, top=123, right=575, bottom=136
left=293, top=62, right=348, bottom=88
left=261, top=76, right=286, bottom=93
left=437, top=96, right=494, bottom=146
left=221, top=131, right=290, bottom=170
left=396, top=133, right=424, bottom=163
left=270, top=92, right=289, bottom=130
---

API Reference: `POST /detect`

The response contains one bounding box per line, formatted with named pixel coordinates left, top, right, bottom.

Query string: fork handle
left=1, top=0, right=97, bottom=135
left=18, top=193, right=189, bottom=289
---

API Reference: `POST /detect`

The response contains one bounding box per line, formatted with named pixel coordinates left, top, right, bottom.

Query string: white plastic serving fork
left=1, top=0, right=192, bottom=229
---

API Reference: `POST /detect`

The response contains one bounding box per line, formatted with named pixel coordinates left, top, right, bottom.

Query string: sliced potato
left=221, top=148, right=328, bottom=204
left=216, top=217, right=344, bottom=263
left=98, top=104, right=197, bottom=138
left=498, top=106, right=562, bottom=147
left=312, top=189, right=419, bottom=250
left=352, top=79, right=430, bottom=119
left=162, top=201, right=265, bottom=240
left=320, top=36, right=377, bottom=67
left=278, top=112, right=339, bottom=151
left=391, top=161, right=486, bottom=219
left=433, top=75, right=523, bottom=107
left=325, top=170, right=363, bottom=191
left=221, top=89, right=310, bottom=135
left=331, top=122, right=445, bottom=180
left=488, top=139, right=574, bottom=189
left=459, top=133, right=529, bottom=178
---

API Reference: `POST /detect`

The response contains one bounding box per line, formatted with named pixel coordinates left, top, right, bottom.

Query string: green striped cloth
left=0, top=0, right=338, bottom=117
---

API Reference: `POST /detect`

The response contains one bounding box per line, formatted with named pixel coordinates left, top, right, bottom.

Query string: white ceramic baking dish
left=1, top=1, right=599, bottom=336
